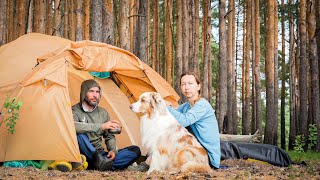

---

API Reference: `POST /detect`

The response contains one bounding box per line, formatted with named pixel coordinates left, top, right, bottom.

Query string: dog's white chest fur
left=130, top=92, right=212, bottom=174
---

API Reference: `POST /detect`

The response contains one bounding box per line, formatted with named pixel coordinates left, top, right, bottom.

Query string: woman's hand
left=164, top=100, right=172, bottom=107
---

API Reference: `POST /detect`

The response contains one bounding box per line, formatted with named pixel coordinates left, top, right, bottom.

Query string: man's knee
left=123, top=145, right=141, bottom=157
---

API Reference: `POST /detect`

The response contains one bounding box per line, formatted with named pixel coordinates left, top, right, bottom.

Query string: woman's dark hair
left=179, top=71, right=202, bottom=95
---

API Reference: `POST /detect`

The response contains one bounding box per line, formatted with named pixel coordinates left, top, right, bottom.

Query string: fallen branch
left=220, top=130, right=260, bottom=143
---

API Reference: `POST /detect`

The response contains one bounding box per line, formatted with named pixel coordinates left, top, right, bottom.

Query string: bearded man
left=72, top=79, right=141, bottom=171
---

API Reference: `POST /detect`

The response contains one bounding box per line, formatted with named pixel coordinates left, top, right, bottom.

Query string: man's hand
left=107, top=151, right=116, bottom=160
left=102, top=120, right=120, bottom=131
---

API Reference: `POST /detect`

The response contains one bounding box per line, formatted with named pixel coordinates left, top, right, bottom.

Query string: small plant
left=293, top=135, right=305, bottom=152
left=308, top=124, right=318, bottom=150
left=1, top=97, right=23, bottom=134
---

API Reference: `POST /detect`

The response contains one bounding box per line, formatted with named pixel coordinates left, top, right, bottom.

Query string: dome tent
left=0, top=33, right=179, bottom=162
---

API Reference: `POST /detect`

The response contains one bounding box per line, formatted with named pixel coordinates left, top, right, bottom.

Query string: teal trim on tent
left=89, top=72, right=110, bottom=79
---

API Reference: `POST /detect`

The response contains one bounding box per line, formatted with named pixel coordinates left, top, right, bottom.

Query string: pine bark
left=119, top=0, right=130, bottom=50
left=17, top=0, right=26, bottom=37
left=218, top=0, right=227, bottom=132
left=243, top=0, right=251, bottom=135
left=27, top=0, right=33, bottom=33
left=194, top=0, right=199, bottom=74
left=175, top=0, right=183, bottom=97
left=299, top=0, right=308, bottom=144
left=0, top=0, right=6, bottom=45
left=308, top=0, right=320, bottom=151
left=91, top=0, right=103, bottom=42
left=46, top=0, right=52, bottom=35
left=134, top=0, right=147, bottom=62
left=188, top=0, right=195, bottom=71
left=38, top=0, right=46, bottom=34
left=8, top=0, right=14, bottom=42
left=273, top=2, right=279, bottom=145
left=83, top=0, right=90, bottom=40
left=75, top=0, right=83, bottom=41
left=264, top=0, right=275, bottom=144
left=232, top=0, right=237, bottom=135
left=164, top=0, right=173, bottom=85
left=288, top=0, right=296, bottom=150
left=68, top=0, right=75, bottom=41
left=226, top=0, right=234, bottom=134
left=202, top=0, right=212, bottom=102
left=280, top=0, right=286, bottom=150
left=152, top=0, right=159, bottom=72
left=53, top=0, right=62, bottom=37
left=63, top=0, right=69, bottom=38
left=182, top=1, right=189, bottom=73
left=254, top=0, right=262, bottom=138
left=316, top=0, right=320, bottom=151
left=102, top=0, right=114, bottom=44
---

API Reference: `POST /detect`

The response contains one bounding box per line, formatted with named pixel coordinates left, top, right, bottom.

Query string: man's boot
left=92, top=151, right=113, bottom=171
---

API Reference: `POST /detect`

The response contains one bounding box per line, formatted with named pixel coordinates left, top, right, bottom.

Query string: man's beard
left=84, top=97, right=100, bottom=107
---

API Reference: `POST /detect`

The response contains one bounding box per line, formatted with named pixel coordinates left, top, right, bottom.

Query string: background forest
left=0, top=0, right=319, bottom=152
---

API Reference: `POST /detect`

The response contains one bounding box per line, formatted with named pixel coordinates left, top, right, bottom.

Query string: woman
left=167, top=71, right=220, bottom=169
left=128, top=71, right=220, bottom=171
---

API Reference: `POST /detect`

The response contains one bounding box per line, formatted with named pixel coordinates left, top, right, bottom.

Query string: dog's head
left=130, top=92, right=167, bottom=117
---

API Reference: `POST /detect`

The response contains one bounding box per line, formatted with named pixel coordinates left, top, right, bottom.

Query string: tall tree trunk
left=8, top=0, right=14, bottom=42
left=226, top=0, right=234, bottom=134
left=273, top=1, right=279, bottom=145
left=316, top=0, right=320, bottom=151
left=251, top=0, right=256, bottom=135
left=102, top=0, right=114, bottom=44
left=164, top=0, right=173, bottom=85
left=232, top=0, right=238, bottom=135
left=175, top=0, right=183, bottom=98
left=194, top=0, right=199, bottom=74
left=280, top=0, right=286, bottom=150
left=218, top=0, right=227, bottom=132
left=241, top=7, right=246, bottom=135
left=308, top=0, right=320, bottom=151
left=27, top=0, right=33, bottom=33
left=288, top=0, right=296, bottom=150
left=119, top=0, right=130, bottom=50
left=0, top=0, right=6, bottom=45
left=83, top=0, right=90, bottom=40
left=38, top=0, right=46, bottom=34
left=188, top=0, right=195, bottom=71
left=63, top=0, right=69, bottom=38
left=134, top=0, right=147, bottom=62
left=46, top=0, right=52, bottom=35
left=53, top=0, right=62, bottom=37
left=182, top=1, right=189, bottom=73
left=299, top=0, right=308, bottom=147
left=17, top=0, right=26, bottom=37
left=243, top=0, right=251, bottom=135
left=254, top=0, right=262, bottom=138
left=75, top=0, right=83, bottom=41
left=152, top=0, right=159, bottom=72
left=264, top=0, right=275, bottom=144
left=69, top=0, right=75, bottom=41
left=295, top=22, right=301, bottom=137
left=91, top=0, right=103, bottom=42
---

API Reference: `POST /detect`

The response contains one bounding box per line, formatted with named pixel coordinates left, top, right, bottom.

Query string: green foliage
left=1, top=97, right=23, bottom=134
left=308, top=124, right=318, bottom=151
left=293, top=135, right=305, bottom=152
left=287, top=151, right=320, bottom=162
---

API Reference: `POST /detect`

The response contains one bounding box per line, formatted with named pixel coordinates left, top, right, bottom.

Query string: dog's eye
left=141, top=98, right=146, bottom=102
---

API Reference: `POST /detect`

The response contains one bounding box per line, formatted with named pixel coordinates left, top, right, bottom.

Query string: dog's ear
left=151, top=93, right=162, bottom=103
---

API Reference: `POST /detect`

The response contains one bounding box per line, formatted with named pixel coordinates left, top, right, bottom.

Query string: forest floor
left=1, top=159, right=319, bottom=180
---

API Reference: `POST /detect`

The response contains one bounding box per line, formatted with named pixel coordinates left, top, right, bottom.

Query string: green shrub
left=1, top=97, right=23, bottom=134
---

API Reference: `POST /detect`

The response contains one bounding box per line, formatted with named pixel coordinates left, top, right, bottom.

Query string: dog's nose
left=129, top=105, right=133, bottom=109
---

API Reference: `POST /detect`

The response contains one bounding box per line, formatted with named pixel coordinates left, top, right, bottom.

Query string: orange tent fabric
left=0, top=33, right=179, bottom=162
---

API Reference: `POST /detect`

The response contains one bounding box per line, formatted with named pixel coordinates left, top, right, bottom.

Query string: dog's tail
left=181, top=162, right=213, bottom=173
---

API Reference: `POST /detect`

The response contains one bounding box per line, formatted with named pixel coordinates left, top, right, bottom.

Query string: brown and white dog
left=130, top=92, right=212, bottom=174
